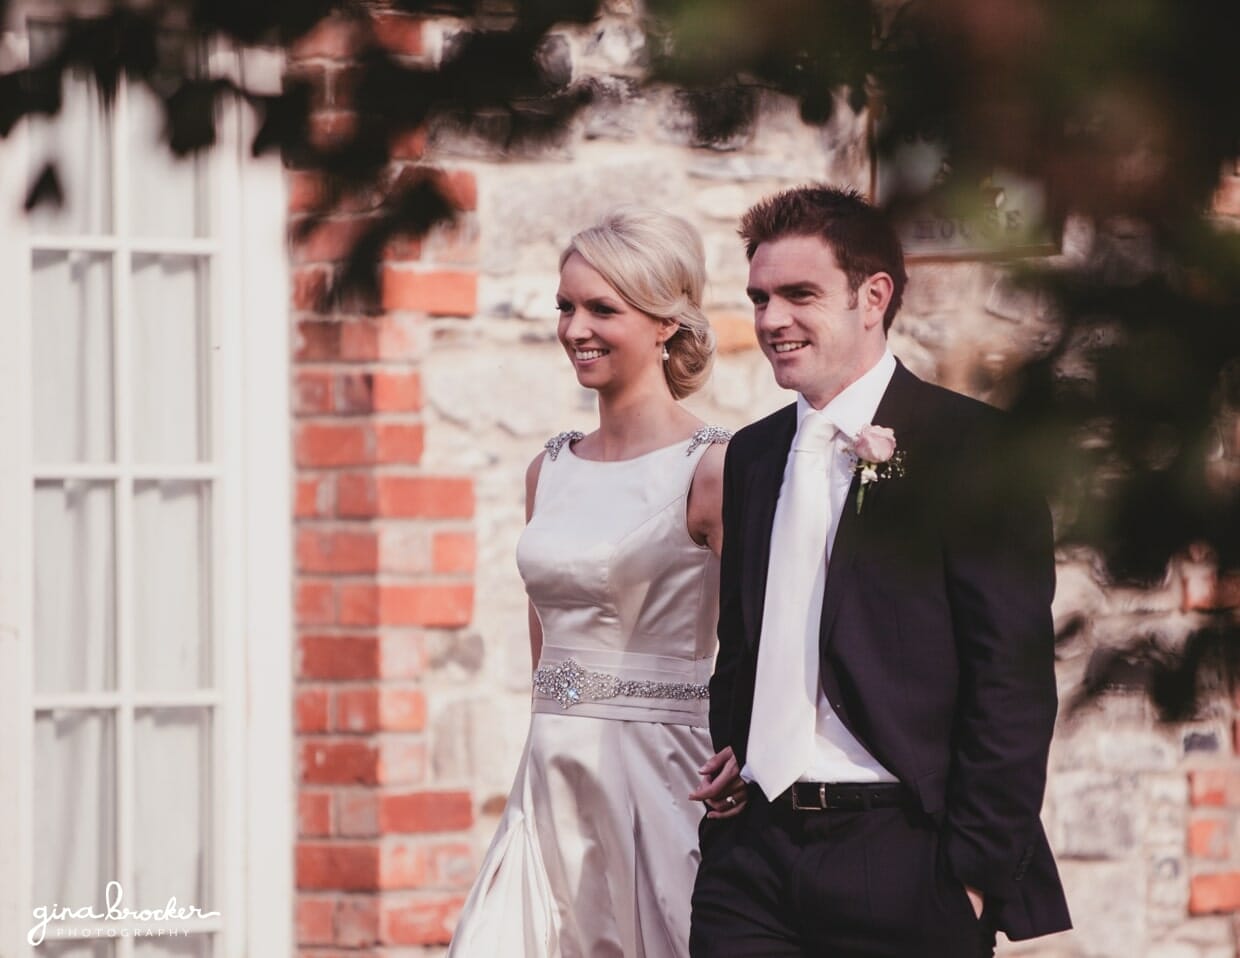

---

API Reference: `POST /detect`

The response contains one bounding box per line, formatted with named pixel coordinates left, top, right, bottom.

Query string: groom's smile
left=747, top=234, right=887, bottom=409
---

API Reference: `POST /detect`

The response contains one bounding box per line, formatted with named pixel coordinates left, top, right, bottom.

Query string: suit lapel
left=818, top=362, right=924, bottom=649
left=741, top=406, right=796, bottom=647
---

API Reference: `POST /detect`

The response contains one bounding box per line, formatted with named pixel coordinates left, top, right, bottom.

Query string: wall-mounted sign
left=872, top=130, right=1055, bottom=259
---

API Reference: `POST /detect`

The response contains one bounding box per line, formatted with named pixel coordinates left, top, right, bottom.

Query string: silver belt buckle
left=790, top=783, right=829, bottom=812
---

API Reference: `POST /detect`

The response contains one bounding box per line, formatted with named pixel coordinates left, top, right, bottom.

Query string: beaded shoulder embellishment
left=544, top=431, right=585, bottom=461
left=686, top=425, right=732, bottom=456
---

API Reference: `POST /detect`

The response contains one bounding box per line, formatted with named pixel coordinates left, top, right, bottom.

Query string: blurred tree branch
left=5, top=0, right=1240, bottom=716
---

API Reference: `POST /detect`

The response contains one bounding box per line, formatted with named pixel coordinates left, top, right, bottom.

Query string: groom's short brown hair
left=740, top=185, right=908, bottom=331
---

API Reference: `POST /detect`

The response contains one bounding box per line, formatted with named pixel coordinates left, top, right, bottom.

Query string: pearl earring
left=661, top=345, right=670, bottom=361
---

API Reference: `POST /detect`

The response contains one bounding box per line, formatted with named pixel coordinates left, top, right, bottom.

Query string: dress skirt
left=448, top=712, right=712, bottom=958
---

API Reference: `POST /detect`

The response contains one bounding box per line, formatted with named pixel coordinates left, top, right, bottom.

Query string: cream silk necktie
left=746, top=410, right=838, bottom=801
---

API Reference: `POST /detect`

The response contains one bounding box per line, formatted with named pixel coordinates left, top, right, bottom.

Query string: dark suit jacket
left=710, top=361, right=1071, bottom=940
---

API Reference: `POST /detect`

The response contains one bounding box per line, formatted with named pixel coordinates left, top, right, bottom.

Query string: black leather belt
left=779, top=781, right=909, bottom=812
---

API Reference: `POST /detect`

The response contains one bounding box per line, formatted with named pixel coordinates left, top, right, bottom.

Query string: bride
left=448, top=207, right=746, bottom=957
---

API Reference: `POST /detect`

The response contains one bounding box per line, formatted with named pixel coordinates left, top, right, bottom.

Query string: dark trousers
left=690, top=784, right=996, bottom=957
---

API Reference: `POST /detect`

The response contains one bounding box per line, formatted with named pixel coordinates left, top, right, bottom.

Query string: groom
left=690, top=187, right=1071, bottom=954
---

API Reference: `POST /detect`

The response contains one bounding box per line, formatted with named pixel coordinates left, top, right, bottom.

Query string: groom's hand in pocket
left=689, top=746, right=747, bottom=819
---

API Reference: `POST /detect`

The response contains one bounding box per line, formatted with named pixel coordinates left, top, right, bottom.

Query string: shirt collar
left=795, top=348, right=897, bottom=442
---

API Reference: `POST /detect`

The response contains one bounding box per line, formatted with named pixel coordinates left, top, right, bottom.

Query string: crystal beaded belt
left=533, top=657, right=710, bottom=710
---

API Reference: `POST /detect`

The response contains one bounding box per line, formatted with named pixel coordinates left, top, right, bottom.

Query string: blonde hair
left=561, top=206, right=715, bottom=399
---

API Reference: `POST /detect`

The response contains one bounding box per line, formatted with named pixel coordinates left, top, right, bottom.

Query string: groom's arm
left=709, top=439, right=746, bottom=755
left=940, top=416, right=1059, bottom=903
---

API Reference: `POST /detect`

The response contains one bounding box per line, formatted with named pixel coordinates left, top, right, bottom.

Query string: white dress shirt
left=742, top=348, right=899, bottom=785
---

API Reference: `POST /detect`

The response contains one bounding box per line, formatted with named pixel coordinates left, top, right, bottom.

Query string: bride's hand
left=688, top=746, right=748, bottom=819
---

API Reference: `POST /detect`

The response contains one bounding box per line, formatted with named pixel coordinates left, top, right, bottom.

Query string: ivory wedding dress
left=448, top=426, right=729, bottom=958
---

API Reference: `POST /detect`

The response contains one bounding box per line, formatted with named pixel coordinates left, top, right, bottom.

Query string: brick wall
left=288, top=12, right=479, bottom=953
left=1177, top=161, right=1240, bottom=939
left=281, top=5, right=1240, bottom=951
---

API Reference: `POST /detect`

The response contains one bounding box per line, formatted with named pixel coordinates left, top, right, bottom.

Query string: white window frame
left=0, top=15, right=291, bottom=957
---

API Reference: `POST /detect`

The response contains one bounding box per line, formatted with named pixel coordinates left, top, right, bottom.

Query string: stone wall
left=290, top=5, right=1240, bottom=955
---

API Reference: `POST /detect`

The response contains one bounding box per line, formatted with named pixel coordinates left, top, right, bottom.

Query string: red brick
left=375, top=584, right=474, bottom=627
left=1181, top=557, right=1219, bottom=611
left=382, top=895, right=465, bottom=945
left=336, top=473, right=377, bottom=517
left=373, top=371, right=423, bottom=412
left=379, top=838, right=429, bottom=889
left=383, top=232, right=424, bottom=262
left=438, top=170, right=477, bottom=211
left=294, top=370, right=334, bottom=416
left=300, top=635, right=380, bottom=680
left=301, top=740, right=380, bottom=785
left=379, top=688, right=428, bottom=731
left=295, top=477, right=332, bottom=518
left=1189, top=816, right=1230, bottom=859
left=339, top=320, right=379, bottom=361
left=296, top=842, right=379, bottom=892
left=1190, top=870, right=1240, bottom=914
left=296, top=423, right=371, bottom=468
left=337, top=790, right=379, bottom=838
left=296, top=897, right=335, bottom=945
left=382, top=268, right=477, bottom=317
left=390, top=127, right=428, bottom=160
left=309, top=111, right=359, bottom=151
left=1189, top=769, right=1240, bottom=806
left=296, top=581, right=335, bottom=626
left=335, top=687, right=379, bottom=733
left=289, top=171, right=325, bottom=213
left=290, top=17, right=360, bottom=60
left=325, top=64, right=361, bottom=110
left=296, top=320, right=342, bottom=361
left=1215, top=176, right=1240, bottom=218
left=296, top=218, right=373, bottom=265
left=432, top=531, right=475, bottom=574
left=339, top=583, right=380, bottom=626
left=297, top=528, right=379, bottom=574
left=372, top=13, right=424, bottom=56
left=292, top=267, right=331, bottom=313
left=375, top=423, right=425, bottom=464
left=299, top=792, right=333, bottom=837
left=288, top=63, right=330, bottom=112
left=381, top=790, right=473, bottom=833
left=336, top=372, right=374, bottom=414
left=296, top=688, right=330, bottom=733
left=376, top=477, right=474, bottom=518
left=338, top=316, right=422, bottom=362
left=335, top=896, right=379, bottom=948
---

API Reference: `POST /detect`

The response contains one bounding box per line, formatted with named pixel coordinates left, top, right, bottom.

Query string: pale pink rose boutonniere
left=849, top=425, right=905, bottom=514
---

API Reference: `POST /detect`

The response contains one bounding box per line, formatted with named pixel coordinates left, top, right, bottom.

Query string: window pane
left=34, top=711, right=117, bottom=910
left=35, top=482, right=116, bottom=693
left=134, top=481, right=210, bottom=690
left=135, top=935, right=213, bottom=957
left=27, top=24, right=113, bottom=235
left=127, top=89, right=204, bottom=239
left=134, top=708, right=212, bottom=908
left=132, top=254, right=207, bottom=463
left=131, top=254, right=208, bottom=462
left=127, top=34, right=205, bottom=239
left=32, top=251, right=114, bottom=464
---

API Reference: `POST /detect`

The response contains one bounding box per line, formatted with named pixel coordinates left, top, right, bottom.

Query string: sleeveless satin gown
left=448, top=427, right=729, bottom=958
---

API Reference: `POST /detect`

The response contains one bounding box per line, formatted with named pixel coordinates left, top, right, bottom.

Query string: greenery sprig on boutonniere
left=849, top=425, right=905, bottom=514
